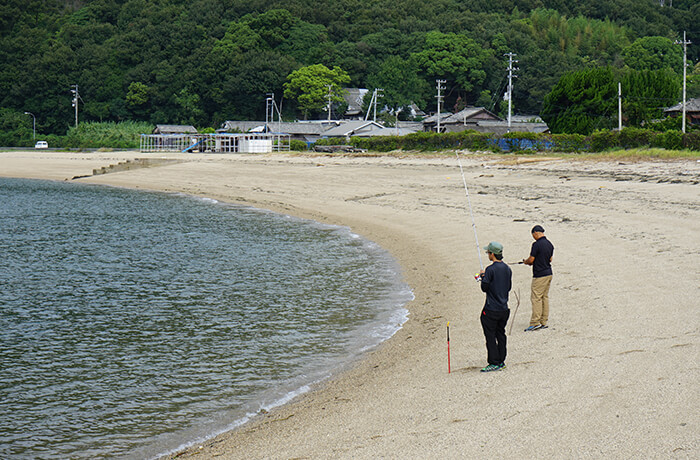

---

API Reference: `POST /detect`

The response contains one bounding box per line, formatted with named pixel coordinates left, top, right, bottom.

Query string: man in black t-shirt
left=478, top=241, right=512, bottom=372
left=522, top=225, right=554, bottom=331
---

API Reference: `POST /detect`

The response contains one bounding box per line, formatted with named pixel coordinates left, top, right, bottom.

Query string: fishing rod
left=508, top=289, right=521, bottom=335
left=455, top=151, right=483, bottom=274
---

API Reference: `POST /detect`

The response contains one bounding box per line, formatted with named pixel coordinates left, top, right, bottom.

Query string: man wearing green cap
left=478, top=241, right=512, bottom=372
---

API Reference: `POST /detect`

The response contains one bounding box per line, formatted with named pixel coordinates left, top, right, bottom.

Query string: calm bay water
left=0, top=178, right=412, bottom=459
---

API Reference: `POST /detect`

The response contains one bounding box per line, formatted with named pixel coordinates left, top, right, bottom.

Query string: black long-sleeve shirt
left=480, top=261, right=512, bottom=311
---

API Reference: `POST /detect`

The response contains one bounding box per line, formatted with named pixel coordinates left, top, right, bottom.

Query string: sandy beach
left=1, top=150, right=698, bottom=459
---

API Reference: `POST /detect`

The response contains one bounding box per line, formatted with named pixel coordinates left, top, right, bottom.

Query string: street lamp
left=24, top=112, right=36, bottom=140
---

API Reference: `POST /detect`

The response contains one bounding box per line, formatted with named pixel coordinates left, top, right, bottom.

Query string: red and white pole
left=447, top=321, right=451, bottom=374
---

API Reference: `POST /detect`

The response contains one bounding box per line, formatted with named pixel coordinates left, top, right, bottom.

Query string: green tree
left=541, top=67, right=618, bottom=134
left=622, top=37, right=682, bottom=71
left=687, top=62, right=700, bottom=99
left=412, top=31, right=492, bottom=108
left=126, top=82, right=149, bottom=107
left=283, top=64, right=350, bottom=118
left=173, top=88, right=204, bottom=125
left=366, top=56, right=431, bottom=112
left=542, top=66, right=681, bottom=134
left=622, top=69, right=680, bottom=127
left=0, top=107, right=34, bottom=146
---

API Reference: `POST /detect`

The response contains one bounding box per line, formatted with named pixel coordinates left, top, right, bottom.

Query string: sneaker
left=480, top=364, right=500, bottom=372
left=538, top=325, right=548, bottom=330
left=524, top=325, right=539, bottom=332
left=498, top=363, right=506, bottom=370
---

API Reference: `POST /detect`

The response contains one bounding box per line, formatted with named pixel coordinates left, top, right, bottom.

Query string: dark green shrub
left=589, top=130, right=619, bottom=152
left=550, top=134, right=587, bottom=152
left=652, top=130, right=683, bottom=150
left=618, top=127, right=654, bottom=148
left=289, top=139, right=308, bottom=151
left=683, top=132, right=700, bottom=150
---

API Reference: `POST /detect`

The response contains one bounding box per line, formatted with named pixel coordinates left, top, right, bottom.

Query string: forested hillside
left=1, top=0, right=697, bottom=137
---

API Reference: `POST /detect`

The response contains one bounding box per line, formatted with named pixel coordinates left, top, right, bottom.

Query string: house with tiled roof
left=219, top=120, right=342, bottom=143
left=664, top=97, right=700, bottom=127
left=153, top=124, right=198, bottom=134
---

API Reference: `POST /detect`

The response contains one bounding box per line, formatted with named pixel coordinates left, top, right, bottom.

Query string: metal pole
left=327, top=84, right=332, bottom=122
left=504, top=53, right=518, bottom=131
left=71, top=84, right=79, bottom=128
left=675, top=31, right=691, bottom=134
left=682, top=31, right=688, bottom=134
left=436, top=80, right=446, bottom=133
left=24, top=112, right=35, bottom=140
left=373, top=89, right=378, bottom=122
left=373, top=89, right=383, bottom=123
left=618, top=82, right=622, bottom=131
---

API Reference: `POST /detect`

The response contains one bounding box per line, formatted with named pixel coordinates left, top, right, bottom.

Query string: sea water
left=0, top=178, right=412, bottom=459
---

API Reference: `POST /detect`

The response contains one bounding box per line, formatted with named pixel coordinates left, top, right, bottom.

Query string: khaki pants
left=529, top=275, right=552, bottom=326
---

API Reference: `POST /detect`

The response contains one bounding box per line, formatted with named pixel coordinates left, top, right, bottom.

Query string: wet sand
left=2, top=150, right=698, bottom=458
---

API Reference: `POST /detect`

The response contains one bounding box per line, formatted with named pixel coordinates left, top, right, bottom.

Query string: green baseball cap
left=484, top=241, right=503, bottom=255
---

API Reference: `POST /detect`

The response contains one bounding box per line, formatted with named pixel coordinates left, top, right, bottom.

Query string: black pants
left=480, top=308, right=510, bottom=365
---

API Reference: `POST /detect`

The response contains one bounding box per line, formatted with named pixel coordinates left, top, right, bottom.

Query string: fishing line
left=455, top=151, right=483, bottom=272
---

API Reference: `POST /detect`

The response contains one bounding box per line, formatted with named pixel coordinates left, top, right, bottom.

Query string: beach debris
left=313, top=144, right=367, bottom=153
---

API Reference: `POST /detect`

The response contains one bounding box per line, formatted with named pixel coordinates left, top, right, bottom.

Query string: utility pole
left=364, top=91, right=374, bottom=121
left=24, top=112, right=36, bottom=140
left=265, top=92, right=282, bottom=132
left=265, top=92, right=272, bottom=132
left=435, top=79, right=446, bottom=133
left=504, top=53, right=518, bottom=130
left=326, top=84, right=333, bottom=122
left=373, top=88, right=383, bottom=122
left=70, top=84, right=80, bottom=128
left=675, top=31, right=691, bottom=133
left=364, top=88, right=383, bottom=122
left=618, top=82, right=623, bottom=131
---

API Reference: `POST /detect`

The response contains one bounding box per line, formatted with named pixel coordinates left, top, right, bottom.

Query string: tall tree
left=541, top=67, right=618, bottom=134
left=542, top=66, right=681, bottom=134
left=283, top=64, right=350, bottom=118
left=412, top=31, right=492, bottom=109
left=366, top=56, right=431, bottom=112
left=622, top=36, right=682, bottom=71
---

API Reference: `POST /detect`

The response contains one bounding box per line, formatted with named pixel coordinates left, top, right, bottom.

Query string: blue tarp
left=488, top=138, right=554, bottom=151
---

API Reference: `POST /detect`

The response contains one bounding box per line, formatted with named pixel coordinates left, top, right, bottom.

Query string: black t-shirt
left=480, top=261, right=512, bottom=311
left=530, top=236, right=554, bottom=278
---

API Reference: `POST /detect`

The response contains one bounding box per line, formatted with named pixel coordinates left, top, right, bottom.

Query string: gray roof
left=321, top=121, right=385, bottom=137
left=343, top=88, right=369, bottom=116
left=476, top=120, right=550, bottom=134
left=509, top=114, right=545, bottom=123
left=397, top=121, right=424, bottom=131
left=153, top=124, right=198, bottom=134
left=367, top=127, right=418, bottom=137
left=220, top=120, right=341, bottom=135
left=664, top=97, right=700, bottom=113
left=422, top=112, right=453, bottom=124
left=443, top=107, right=502, bottom=124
